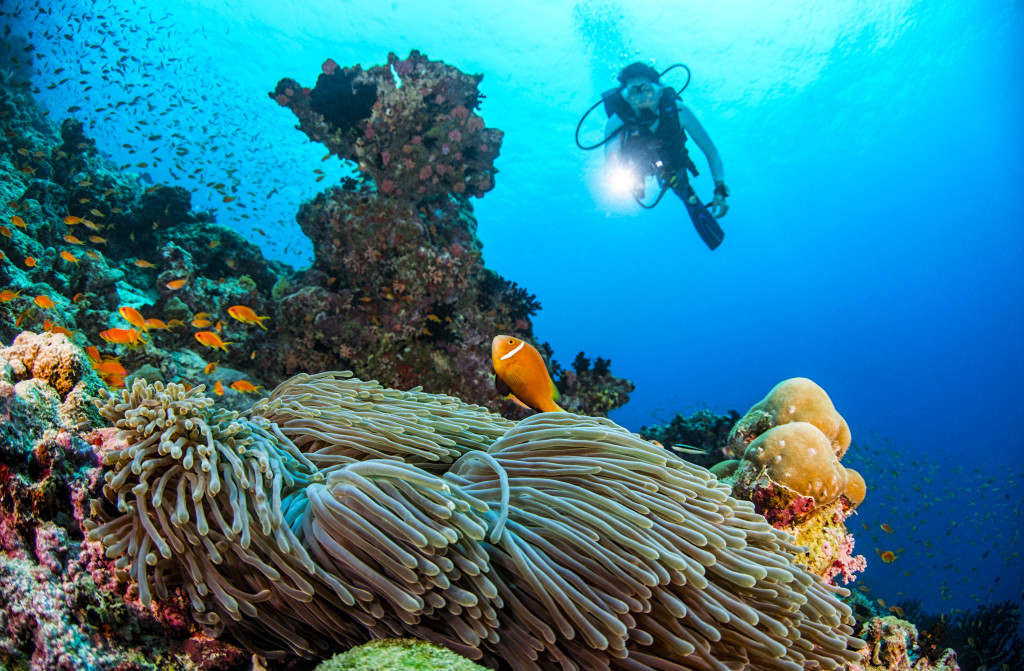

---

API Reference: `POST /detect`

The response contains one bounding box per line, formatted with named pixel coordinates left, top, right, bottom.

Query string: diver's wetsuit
left=603, top=87, right=725, bottom=249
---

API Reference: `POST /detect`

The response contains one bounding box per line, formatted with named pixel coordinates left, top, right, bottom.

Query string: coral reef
left=0, top=50, right=629, bottom=420
left=854, top=616, right=960, bottom=671
left=0, top=332, right=253, bottom=670
left=897, top=600, right=1024, bottom=671
left=89, top=371, right=866, bottom=669
left=272, top=50, right=502, bottom=203
left=639, top=408, right=741, bottom=469
left=715, top=379, right=867, bottom=585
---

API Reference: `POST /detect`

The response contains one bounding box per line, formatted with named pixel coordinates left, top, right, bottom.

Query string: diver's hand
left=710, top=181, right=730, bottom=218
left=710, top=195, right=729, bottom=218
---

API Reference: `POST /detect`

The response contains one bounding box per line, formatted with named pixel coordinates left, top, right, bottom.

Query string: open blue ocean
left=4, top=0, right=1023, bottom=660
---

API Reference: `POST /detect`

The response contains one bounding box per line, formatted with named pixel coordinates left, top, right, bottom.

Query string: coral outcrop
left=0, top=50, right=630, bottom=420
left=716, top=378, right=867, bottom=585
left=314, top=638, right=487, bottom=671
left=640, top=408, right=742, bottom=469
left=854, top=616, right=960, bottom=671
left=272, top=50, right=502, bottom=203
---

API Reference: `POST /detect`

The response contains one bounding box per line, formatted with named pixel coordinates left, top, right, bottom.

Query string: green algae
left=314, top=639, right=486, bottom=671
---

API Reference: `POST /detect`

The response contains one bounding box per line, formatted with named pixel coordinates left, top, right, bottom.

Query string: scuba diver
left=577, top=62, right=730, bottom=250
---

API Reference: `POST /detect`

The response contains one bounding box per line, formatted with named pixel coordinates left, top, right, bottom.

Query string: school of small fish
left=0, top=0, right=352, bottom=268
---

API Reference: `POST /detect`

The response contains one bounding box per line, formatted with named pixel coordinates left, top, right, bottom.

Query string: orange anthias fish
left=213, top=380, right=224, bottom=396
left=227, top=305, right=270, bottom=329
left=34, top=295, right=56, bottom=310
left=92, top=360, right=127, bottom=376
left=491, top=335, right=563, bottom=413
left=43, top=319, right=75, bottom=337
left=118, top=306, right=149, bottom=332
left=195, top=331, right=232, bottom=352
left=100, top=328, right=146, bottom=347
left=230, top=379, right=263, bottom=393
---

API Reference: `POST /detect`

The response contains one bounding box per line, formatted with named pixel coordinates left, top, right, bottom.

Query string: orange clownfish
left=227, top=305, right=270, bottom=329
left=491, top=335, right=563, bottom=413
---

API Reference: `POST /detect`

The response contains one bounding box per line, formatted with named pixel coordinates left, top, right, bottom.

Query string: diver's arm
left=604, top=116, right=624, bottom=166
left=677, top=104, right=724, bottom=184
left=678, top=104, right=729, bottom=217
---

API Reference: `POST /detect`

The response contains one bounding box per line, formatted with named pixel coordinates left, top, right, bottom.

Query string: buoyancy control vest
left=602, top=86, right=698, bottom=177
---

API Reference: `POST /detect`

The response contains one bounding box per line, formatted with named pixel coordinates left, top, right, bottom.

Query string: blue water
left=8, top=0, right=1024, bottom=622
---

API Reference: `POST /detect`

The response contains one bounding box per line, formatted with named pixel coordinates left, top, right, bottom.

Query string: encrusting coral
left=89, top=373, right=868, bottom=669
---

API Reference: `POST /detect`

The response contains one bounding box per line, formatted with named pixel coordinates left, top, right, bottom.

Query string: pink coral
left=322, top=58, right=339, bottom=75
left=823, top=533, right=867, bottom=585
left=448, top=129, right=462, bottom=142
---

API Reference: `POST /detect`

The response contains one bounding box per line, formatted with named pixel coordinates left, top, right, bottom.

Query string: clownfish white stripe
left=500, top=340, right=525, bottom=361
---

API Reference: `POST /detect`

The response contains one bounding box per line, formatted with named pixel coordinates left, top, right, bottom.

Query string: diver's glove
left=710, top=181, right=730, bottom=218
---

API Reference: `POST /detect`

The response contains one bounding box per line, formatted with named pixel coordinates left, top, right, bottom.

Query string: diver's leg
left=669, top=171, right=724, bottom=250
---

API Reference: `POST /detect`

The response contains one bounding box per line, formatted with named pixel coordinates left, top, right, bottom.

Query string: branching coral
left=89, top=374, right=867, bottom=669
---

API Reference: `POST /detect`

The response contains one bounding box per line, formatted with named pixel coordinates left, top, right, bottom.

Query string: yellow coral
left=843, top=467, right=867, bottom=508
left=743, top=422, right=849, bottom=506
left=726, top=377, right=851, bottom=459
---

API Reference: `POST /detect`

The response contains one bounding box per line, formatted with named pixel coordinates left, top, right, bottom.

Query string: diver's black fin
left=495, top=376, right=512, bottom=397
left=682, top=198, right=725, bottom=250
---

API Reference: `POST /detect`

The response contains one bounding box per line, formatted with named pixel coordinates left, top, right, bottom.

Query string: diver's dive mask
left=623, top=81, right=660, bottom=109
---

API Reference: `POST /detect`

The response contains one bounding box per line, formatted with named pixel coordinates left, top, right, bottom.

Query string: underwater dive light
left=605, top=163, right=642, bottom=198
